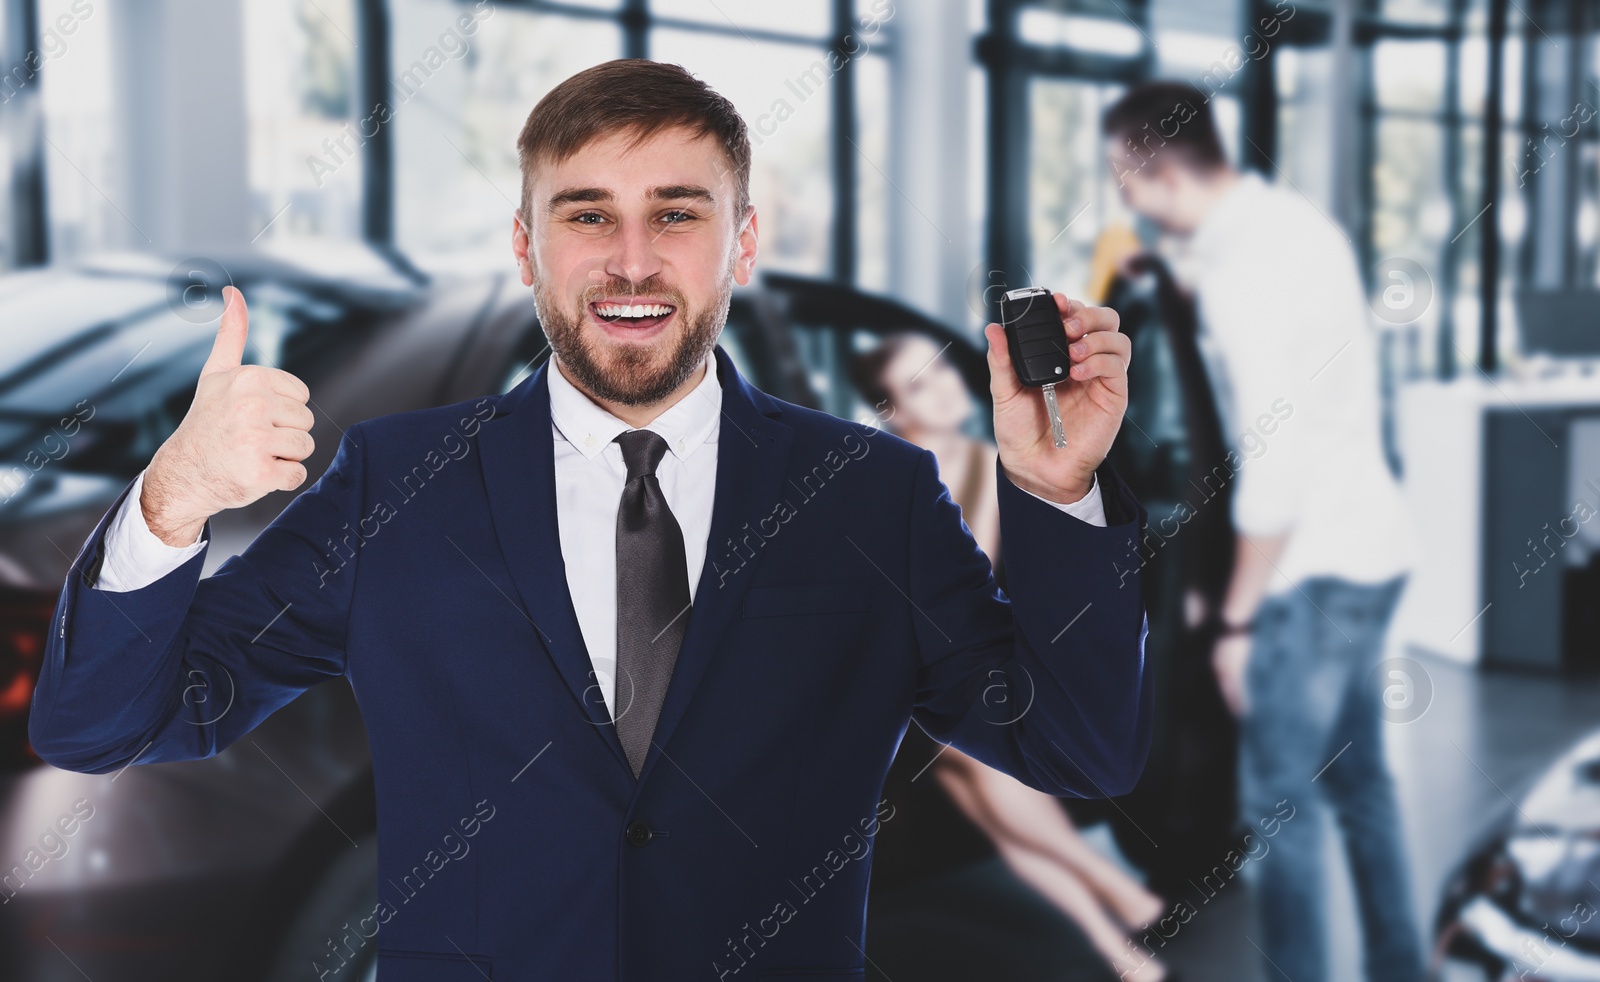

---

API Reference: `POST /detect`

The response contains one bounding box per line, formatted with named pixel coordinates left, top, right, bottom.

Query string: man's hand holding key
left=984, top=294, right=1130, bottom=505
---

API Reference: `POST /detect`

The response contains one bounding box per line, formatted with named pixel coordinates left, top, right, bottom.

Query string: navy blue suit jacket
left=30, top=344, right=1153, bottom=981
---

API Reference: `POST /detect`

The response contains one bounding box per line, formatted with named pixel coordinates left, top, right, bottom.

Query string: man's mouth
left=590, top=300, right=677, bottom=331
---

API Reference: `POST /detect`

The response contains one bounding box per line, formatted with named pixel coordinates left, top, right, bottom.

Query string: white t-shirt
left=1173, top=171, right=1418, bottom=594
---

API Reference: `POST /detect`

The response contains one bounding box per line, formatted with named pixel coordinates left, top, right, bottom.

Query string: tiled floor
left=1155, top=651, right=1600, bottom=981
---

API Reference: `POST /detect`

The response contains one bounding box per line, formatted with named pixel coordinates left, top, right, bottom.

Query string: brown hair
left=516, top=59, right=752, bottom=229
left=1101, top=80, right=1228, bottom=174
left=848, top=332, right=918, bottom=418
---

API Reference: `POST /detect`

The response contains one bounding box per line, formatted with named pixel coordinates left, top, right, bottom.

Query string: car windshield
left=0, top=274, right=379, bottom=481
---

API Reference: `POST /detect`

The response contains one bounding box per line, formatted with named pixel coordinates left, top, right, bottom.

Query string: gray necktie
left=613, top=429, right=691, bottom=778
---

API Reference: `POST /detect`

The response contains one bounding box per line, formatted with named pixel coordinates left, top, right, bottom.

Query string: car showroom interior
left=0, top=0, right=1594, bottom=980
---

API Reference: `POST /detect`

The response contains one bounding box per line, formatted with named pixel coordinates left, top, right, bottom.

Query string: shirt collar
left=547, top=348, right=721, bottom=462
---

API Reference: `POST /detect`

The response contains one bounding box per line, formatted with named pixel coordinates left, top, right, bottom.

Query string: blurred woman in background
left=855, top=333, right=1173, bottom=982
left=850, top=333, right=1001, bottom=561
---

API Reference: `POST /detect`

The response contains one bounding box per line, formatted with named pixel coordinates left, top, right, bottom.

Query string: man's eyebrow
left=547, top=187, right=612, bottom=209
left=648, top=184, right=715, bottom=204
left=545, top=184, right=716, bottom=209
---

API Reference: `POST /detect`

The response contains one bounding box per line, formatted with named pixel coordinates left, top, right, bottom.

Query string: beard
left=535, top=269, right=731, bottom=407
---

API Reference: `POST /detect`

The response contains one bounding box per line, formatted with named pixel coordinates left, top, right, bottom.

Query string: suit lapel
left=477, top=359, right=633, bottom=775
left=634, top=345, right=794, bottom=787
left=476, top=345, right=796, bottom=786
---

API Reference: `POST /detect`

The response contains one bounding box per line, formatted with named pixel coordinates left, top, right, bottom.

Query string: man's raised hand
left=984, top=294, right=1130, bottom=506
left=140, top=286, right=317, bottom=546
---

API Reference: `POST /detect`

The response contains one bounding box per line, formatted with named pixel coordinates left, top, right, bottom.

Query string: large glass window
left=1374, top=39, right=1447, bottom=113
left=376, top=1, right=871, bottom=282
left=244, top=0, right=363, bottom=247
left=1372, top=117, right=1450, bottom=272
left=652, top=29, right=834, bottom=278
left=856, top=50, right=890, bottom=292
left=390, top=1, right=621, bottom=266
left=1027, top=79, right=1131, bottom=300
left=653, top=0, right=829, bottom=37
left=1571, top=34, right=1600, bottom=289
left=1382, top=0, right=1452, bottom=28
left=38, top=0, right=115, bottom=262
left=967, top=64, right=987, bottom=332
left=1446, top=14, right=1527, bottom=370
left=1369, top=38, right=1453, bottom=371
left=0, top=3, right=11, bottom=270
left=984, top=2, right=1179, bottom=310
left=1580, top=136, right=1600, bottom=286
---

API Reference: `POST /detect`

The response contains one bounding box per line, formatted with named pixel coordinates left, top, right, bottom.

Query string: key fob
left=999, top=287, right=1069, bottom=387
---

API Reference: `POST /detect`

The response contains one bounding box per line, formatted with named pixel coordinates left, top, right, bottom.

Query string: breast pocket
left=742, top=581, right=876, bottom=618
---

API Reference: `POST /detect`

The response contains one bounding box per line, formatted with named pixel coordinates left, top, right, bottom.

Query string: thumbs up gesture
left=141, top=286, right=317, bottom=546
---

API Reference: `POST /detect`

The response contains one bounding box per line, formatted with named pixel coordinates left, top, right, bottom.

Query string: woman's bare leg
left=934, top=750, right=1166, bottom=927
left=933, top=753, right=1169, bottom=979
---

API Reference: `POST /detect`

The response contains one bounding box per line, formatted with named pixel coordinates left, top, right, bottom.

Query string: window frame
left=2, top=0, right=49, bottom=269
left=973, top=0, right=1560, bottom=381
left=359, top=0, right=885, bottom=284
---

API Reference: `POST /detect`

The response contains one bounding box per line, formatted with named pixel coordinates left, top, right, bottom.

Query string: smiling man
left=30, top=60, right=1152, bottom=980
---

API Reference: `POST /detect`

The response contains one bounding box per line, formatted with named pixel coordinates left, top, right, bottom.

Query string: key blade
left=1042, top=383, right=1068, bottom=449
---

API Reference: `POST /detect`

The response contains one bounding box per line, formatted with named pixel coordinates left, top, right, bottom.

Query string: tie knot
left=616, top=429, right=670, bottom=482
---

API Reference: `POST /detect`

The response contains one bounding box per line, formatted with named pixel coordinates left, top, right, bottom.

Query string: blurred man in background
left=1099, top=82, right=1424, bottom=982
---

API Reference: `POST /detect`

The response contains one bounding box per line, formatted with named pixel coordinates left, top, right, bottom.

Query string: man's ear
left=733, top=206, right=759, bottom=287
left=511, top=212, right=534, bottom=287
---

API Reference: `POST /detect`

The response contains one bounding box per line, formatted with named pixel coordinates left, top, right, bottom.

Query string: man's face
left=512, top=125, right=759, bottom=406
left=1108, top=151, right=1186, bottom=235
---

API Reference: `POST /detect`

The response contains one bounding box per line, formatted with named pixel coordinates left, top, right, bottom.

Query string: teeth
left=595, top=303, right=673, bottom=319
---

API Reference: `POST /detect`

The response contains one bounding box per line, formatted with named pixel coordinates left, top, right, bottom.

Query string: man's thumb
left=984, top=322, right=1021, bottom=401
left=201, top=285, right=248, bottom=376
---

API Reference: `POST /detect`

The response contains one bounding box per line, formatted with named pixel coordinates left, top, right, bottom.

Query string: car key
left=999, top=286, right=1069, bottom=449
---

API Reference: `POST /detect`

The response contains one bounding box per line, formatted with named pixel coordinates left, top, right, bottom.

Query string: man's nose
left=603, top=216, right=666, bottom=288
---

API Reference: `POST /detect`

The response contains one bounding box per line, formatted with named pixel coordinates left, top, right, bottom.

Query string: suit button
left=626, top=820, right=653, bottom=847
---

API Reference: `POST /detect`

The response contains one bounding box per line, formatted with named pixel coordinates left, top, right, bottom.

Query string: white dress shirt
left=1176, top=171, right=1418, bottom=594
left=546, top=350, right=722, bottom=719
left=93, top=347, right=1108, bottom=718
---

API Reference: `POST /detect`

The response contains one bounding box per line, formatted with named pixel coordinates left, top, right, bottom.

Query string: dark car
left=1089, top=256, right=1242, bottom=899
left=1434, top=728, right=1600, bottom=981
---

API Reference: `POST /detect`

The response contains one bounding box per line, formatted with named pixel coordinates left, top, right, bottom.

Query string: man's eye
left=573, top=213, right=607, bottom=225
left=661, top=211, right=694, bottom=224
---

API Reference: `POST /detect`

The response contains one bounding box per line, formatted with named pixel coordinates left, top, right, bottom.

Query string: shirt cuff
left=1018, top=472, right=1107, bottom=527
left=95, top=468, right=208, bottom=592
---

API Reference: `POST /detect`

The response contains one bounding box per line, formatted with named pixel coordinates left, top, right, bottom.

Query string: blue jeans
left=1238, top=574, right=1425, bottom=982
